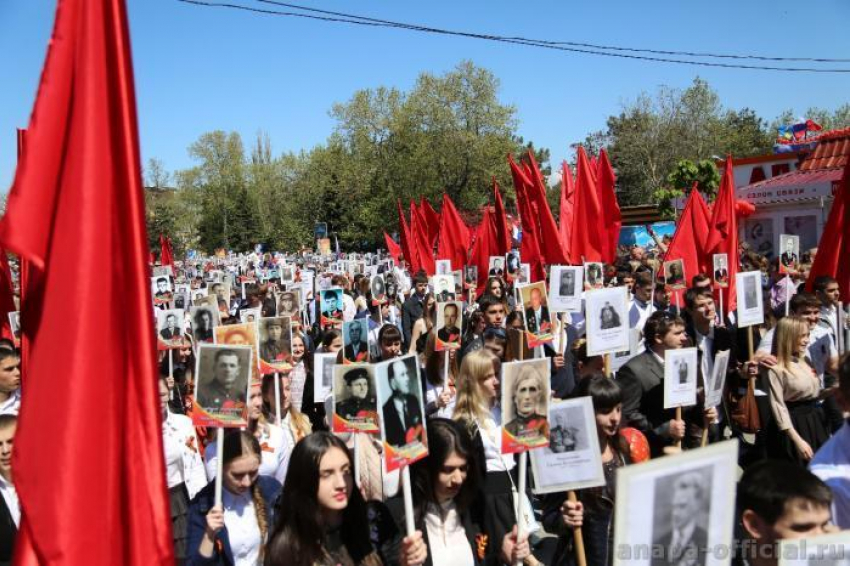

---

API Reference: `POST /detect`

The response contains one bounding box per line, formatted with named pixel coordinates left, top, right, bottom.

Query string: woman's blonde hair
left=453, top=349, right=498, bottom=427
left=774, top=315, right=809, bottom=368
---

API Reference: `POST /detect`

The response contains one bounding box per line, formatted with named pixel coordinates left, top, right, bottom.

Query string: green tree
left=653, top=159, right=721, bottom=219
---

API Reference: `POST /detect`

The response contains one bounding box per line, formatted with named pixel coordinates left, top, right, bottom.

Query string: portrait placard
left=152, top=265, right=174, bottom=278
left=501, top=358, right=550, bottom=454
left=530, top=397, right=604, bottom=494
left=320, top=288, right=344, bottom=330
left=374, top=354, right=428, bottom=471
left=313, top=352, right=337, bottom=404
left=610, top=328, right=642, bottom=373
left=613, top=441, right=738, bottom=566
left=435, top=259, right=452, bottom=275
left=712, top=254, right=729, bottom=288
left=778, top=233, right=800, bottom=274
left=193, top=344, right=252, bottom=428
left=332, top=364, right=379, bottom=434
left=736, top=271, right=764, bottom=328
left=452, top=269, right=463, bottom=291
left=207, top=281, right=231, bottom=305
left=7, top=312, right=20, bottom=343
left=464, top=265, right=478, bottom=289
left=549, top=265, right=584, bottom=313
left=664, top=347, right=698, bottom=409
left=505, top=251, right=521, bottom=279
left=778, top=533, right=850, bottom=566
left=584, top=262, right=604, bottom=290
left=370, top=275, right=387, bottom=306
left=276, top=290, right=301, bottom=319
left=157, top=308, right=186, bottom=350
left=435, top=301, right=463, bottom=351
left=585, top=287, right=630, bottom=356
left=239, top=308, right=261, bottom=324
left=518, top=264, right=531, bottom=285
left=342, top=319, right=370, bottom=364
left=151, top=275, right=173, bottom=306
left=704, top=350, right=730, bottom=408
left=281, top=265, right=295, bottom=283
left=488, top=256, right=506, bottom=277
left=189, top=305, right=219, bottom=343
left=258, top=317, right=293, bottom=375
left=520, top=281, right=553, bottom=347
left=663, top=259, right=686, bottom=290
left=432, top=274, right=455, bottom=301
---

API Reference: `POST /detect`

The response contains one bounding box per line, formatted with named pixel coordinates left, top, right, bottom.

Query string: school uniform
left=0, top=475, right=18, bottom=566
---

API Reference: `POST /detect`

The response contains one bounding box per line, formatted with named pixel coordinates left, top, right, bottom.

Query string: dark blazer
left=616, top=351, right=677, bottom=456
left=160, top=327, right=180, bottom=339
left=524, top=305, right=550, bottom=333
left=437, top=326, right=461, bottom=343
left=402, top=295, right=425, bottom=347
left=344, top=342, right=368, bottom=362
left=186, top=476, right=280, bottom=566
left=382, top=394, right=424, bottom=447
left=0, top=491, right=16, bottom=566
left=650, top=525, right=708, bottom=566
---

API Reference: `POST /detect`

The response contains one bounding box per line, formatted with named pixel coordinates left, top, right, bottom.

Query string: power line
left=175, top=0, right=850, bottom=73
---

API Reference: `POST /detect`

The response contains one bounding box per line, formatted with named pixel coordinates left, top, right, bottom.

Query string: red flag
left=436, top=194, right=470, bottom=271
left=559, top=161, right=575, bottom=262
left=525, top=150, right=570, bottom=265
left=470, top=207, right=499, bottom=296
left=493, top=180, right=512, bottom=256
left=664, top=185, right=711, bottom=304
left=16, top=128, right=33, bottom=378
left=384, top=231, right=402, bottom=264
left=570, top=147, right=604, bottom=264
left=704, top=156, right=740, bottom=316
left=159, top=234, right=174, bottom=267
left=397, top=199, right=416, bottom=273
left=420, top=197, right=441, bottom=247
left=0, top=0, right=174, bottom=563
left=509, top=156, right=545, bottom=281
left=410, top=201, right=435, bottom=275
left=596, top=149, right=622, bottom=264
left=0, top=252, right=16, bottom=342
left=806, top=158, right=849, bottom=298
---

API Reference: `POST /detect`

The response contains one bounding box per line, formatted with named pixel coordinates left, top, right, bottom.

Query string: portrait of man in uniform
left=196, top=347, right=250, bottom=410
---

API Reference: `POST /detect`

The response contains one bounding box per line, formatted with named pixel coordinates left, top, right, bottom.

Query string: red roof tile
left=799, top=127, right=850, bottom=171
left=743, top=168, right=843, bottom=191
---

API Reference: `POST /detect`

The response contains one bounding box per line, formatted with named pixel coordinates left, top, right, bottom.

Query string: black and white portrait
left=152, top=276, right=173, bottom=303
left=190, top=305, right=218, bottom=343
left=664, top=259, right=686, bottom=289
left=549, top=406, right=586, bottom=453
left=712, top=254, right=729, bottom=288
left=240, top=307, right=261, bottom=324
left=313, top=352, right=337, bottom=404
left=736, top=271, right=765, bottom=329
left=435, top=301, right=463, bottom=351
left=332, top=364, right=379, bottom=433
left=585, top=287, right=630, bottom=356
left=193, top=344, right=252, bottom=427
left=585, top=262, right=604, bottom=289
left=464, top=265, right=478, bottom=288
left=506, top=251, right=521, bottom=277
left=435, top=259, right=452, bottom=275
left=664, top=347, right=698, bottom=409
left=371, top=275, right=386, bottom=303
left=489, top=256, right=505, bottom=277
left=374, top=354, right=428, bottom=471
left=432, top=274, right=456, bottom=302
left=779, top=234, right=800, bottom=274
left=650, top=467, right=713, bottom=566
left=157, top=308, right=184, bottom=347
left=549, top=266, right=583, bottom=313
left=343, top=319, right=370, bottom=364
left=258, top=317, right=292, bottom=373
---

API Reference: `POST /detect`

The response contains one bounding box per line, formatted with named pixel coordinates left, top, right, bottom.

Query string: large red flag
left=525, top=150, right=570, bottom=265
left=559, top=161, right=575, bottom=262
left=596, top=149, right=622, bottom=264
left=570, top=147, right=604, bottom=263
left=664, top=185, right=711, bottom=304
left=436, top=194, right=471, bottom=271
left=806, top=157, right=849, bottom=298
left=704, top=156, right=740, bottom=316
left=159, top=234, right=174, bottom=267
left=509, top=156, right=545, bottom=281
left=470, top=207, right=499, bottom=296
left=410, top=200, right=435, bottom=275
left=0, top=252, right=16, bottom=342
left=0, top=0, right=174, bottom=563
left=420, top=197, right=441, bottom=247
left=384, top=231, right=402, bottom=264
left=397, top=199, right=416, bottom=273
left=493, top=180, right=511, bottom=256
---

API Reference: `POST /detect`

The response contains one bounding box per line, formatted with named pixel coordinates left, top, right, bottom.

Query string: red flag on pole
left=508, top=156, right=545, bottom=281
left=664, top=185, right=711, bottom=304
left=704, top=156, right=740, bottom=316
left=470, top=207, right=499, bottom=296
left=436, top=194, right=470, bottom=271
left=806, top=157, right=849, bottom=298
left=397, top=199, right=416, bottom=273
left=570, top=147, right=604, bottom=264
left=384, top=231, right=402, bottom=264
left=0, top=0, right=174, bottom=563
left=410, top=200, right=435, bottom=275
left=596, top=149, right=622, bottom=264
left=492, top=180, right=511, bottom=256
left=0, top=252, right=16, bottom=342
left=420, top=197, right=441, bottom=247
left=524, top=150, right=570, bottom=265
left=159, top=234, right=174, bottom=267
left=559, top=161, right=575, bottom=262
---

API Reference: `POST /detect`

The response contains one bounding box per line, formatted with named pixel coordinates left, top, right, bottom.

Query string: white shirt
left=810, top=421, right=850, bottom=529
left=205, top=423, right=291, bottom=485
left=478, top=407, right=514, bottom=472
left=162, top=411, right=207, bottom=498
left=628, top=298, right=652, bottom=332
left=424, top=501, right=475, bottom=566
left=0, top=475, right=19, bottom=528
left=425, top=379, right=455, bottom=419
left=0, top=390, right=20, bottom=416
left=222, top=489, right=261, bottom=566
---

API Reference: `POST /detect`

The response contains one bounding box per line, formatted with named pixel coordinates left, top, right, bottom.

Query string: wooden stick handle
left=568, top=491, right=587, bottom=566
left=674, top=406, right=683, bottom=449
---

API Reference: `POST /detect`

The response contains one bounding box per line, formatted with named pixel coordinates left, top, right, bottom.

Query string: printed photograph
left=549, top=265, right=584, bottom=313
left=501, top=358, right=550, bottom=453
left=663, top=259, right=686, bottom=290
left=332, top=364, right=379, bottom=434
left=343, top=319, right=370, bottom=364
left=779, top=234, right=800, bottom=274
left=712, top=254, right=729, bottom=288
left=193, top=344, right=252, bottom=428
left=189, top=305, right=219, bottom=343
left=585, top=262, right=604, bottom=289
left=374, top=354, right=428, bottom=471
left=157, top=308, right=185, bottom=349
left=520, top=281, right=553, bottom=347
left=435, top=301, right=463, bottom=351
left=258, top=317, right=293, bottom=374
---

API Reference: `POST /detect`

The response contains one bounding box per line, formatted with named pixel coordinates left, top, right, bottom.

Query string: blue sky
left=1, top=0, right=849, bottom=190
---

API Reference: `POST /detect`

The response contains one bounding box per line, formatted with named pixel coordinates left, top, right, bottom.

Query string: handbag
left=728, top=375, right=761, bottom=433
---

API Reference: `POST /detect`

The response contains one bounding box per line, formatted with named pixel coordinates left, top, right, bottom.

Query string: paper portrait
left=276, top=290, right=300, bottom=319
left=704, top=350, right=730, bottom=409
left=613, top=441, right=738, bottom=566
left=370, top=275, right=387, bottom=306
left=189, top=305, right=219, bottom=343
left=778, top=234, right=800, bottom=274
left=7, top=312, right=20, bottom=343
left=257, top=317, right=293, bottom=375
left=464, top=265, right=478, bottom=289
left=192, top=290, right=211, bottom=307
left=343, top=319, right=370, bottom=364
left=207, top=281, right=231, bottom=305
left=192, top=344, right=252, bottom=428
left=452, top=269, right=463, bottom=291
left=530, top=397, right=604, bottom=494
left=151, top=275, right=173, bottom=306
left=664, top=347, right=698, bottom=409
left=663, top=259, right=686, bottom=290
left=489, top=256, right=505, bottom=277
left=332, top=364, right=379, bottom=434
left=585, top=287, right=630, bottom=356
left=239, top=307, right=261, bottom=325
left=712, top=254, right=729, bottom=288
left=585, top=262, right=604, bottom=290
left=435, top=259, right=452, bottom=275
left=501, top=358, right=550, bottom=454
left=520, top=281, right=553, bottom=347
left=153, top=265, right=174, bottom=278
left=779, top=533, right=850, bottom=566
left=505, top=251, right=521, bottom=279
left=435, top=301, right=463, bottom=352
left=736, top=271, right=764, bottom=328
left=432, top=274, right=456, bottom=302
left=374, top=354, right=428, bottom=471
left=214, top=322, right=259, bottom=367
left=610, top=328, right=642, bottom=374
left=281, top=265, right=295, bottom=283
left=320, top=288, right=344, bottom=330
left=313, top=352, right=337, bottom=404
left=549, top=265, right=584, bottom=313
left=518, top=263, right=531, bottom=285
left=157, top=308, right=186, bottom=350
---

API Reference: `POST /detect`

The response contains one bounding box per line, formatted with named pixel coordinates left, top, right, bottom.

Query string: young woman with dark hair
left=264, top=432, right=427, bottom=566
left=422, top=333, right=458, bottom=418
left=409, top=293, right=437, bottom=358
left=187, top=430, right=280, bottom=566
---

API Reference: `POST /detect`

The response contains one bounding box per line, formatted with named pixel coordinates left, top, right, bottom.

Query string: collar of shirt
left=0, top=390, right=20, bottom=413
left=650, top=349, right=665, bottom=367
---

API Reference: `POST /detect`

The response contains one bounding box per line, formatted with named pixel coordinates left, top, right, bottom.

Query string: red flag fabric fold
left=384, top=231, right=402, bottom=264
left=596, top=149, right=622, bottom=264
left=509, top=156, right=545, bottom=282
left=559, top=161, right=575, bottom=263
left=420, top=197, right=441, bottom=247
left=397, top=199, right=416, bottom=273
left=664, top=184, right=711, bottom=305
left=410, top=201, right=435, bottom=275
left=159, top=234, right=174, bottom=267
left=0, top=0, right=174, bottom=563
left=493, top=180, right=511, bottom=256
left=436, top=194, right=471, bottom=271
left=0, top=252, right=16, bottom=342
left=470, top=207, right=499, bottom=296
left=570, top=147, right=604, bottom=264
left=805, top=158, right=849, bottom=298
left=704, top=156, right=740, bottom=316
left=524, top=150, right=570, bottom=266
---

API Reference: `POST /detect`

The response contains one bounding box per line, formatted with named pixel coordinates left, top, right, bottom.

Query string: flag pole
left=274, top=372, right=282, bottom=426
left=515, top=452, right=528, bottom=566
left=214, top=427, right=224, bottom=507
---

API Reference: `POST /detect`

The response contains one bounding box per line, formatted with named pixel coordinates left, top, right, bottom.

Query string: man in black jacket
left=0, top=416, right=18, bottom=565
left=381, top=358, right=424, bottom=448
left=401, top=273, right=428, bottom=350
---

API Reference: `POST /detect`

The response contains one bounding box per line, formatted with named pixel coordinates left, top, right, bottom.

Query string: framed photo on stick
left=613, top=440, right=739, bottom=566
left=519, top=281, right=553, bottom=347
left=374, top=354, right=428, bottom=472
left=501, top=358, right=550, bottom=454
left=432, top=274, right=455, bottom=302
left=736, top=271, right=764, bottom=328
left=585, top=287, right=629, bottom=356
left=320, top=288, right=344, bottom=330
left=435, top=301, right=463, bottom=351
left=258, top=317, right=293, bottom=375
left=712, top=254, right=729, bottom=288
left=704, top=350, right=730, bottom=409
left=663, top=259, right=686, bottom=290
left=488, top=256, right=505, bottom=277
left=151, top=275, right=173, bottom=306
left=530, top=397, right=604, bottom=494
left=585, top=262, right=604, bottom=290
left=549, top=265, right=583, bottom=313
left=190, top=305, right=218, bottom=343
left=332, top=364, right=379, bottom=434
left=313, top=352, right=337, bottom=404
left=435, top=259, right=452, bottom=275
left=778, top=233, right=800, bottom=275
left=342, top=319, right=370, bottom=364
left=663, top=348, right=698, bottom=409
left=192, top=344, right=252, bottom=428
left=157, top=308, right=186, bottom=350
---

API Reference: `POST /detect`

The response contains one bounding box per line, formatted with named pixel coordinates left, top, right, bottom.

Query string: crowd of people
left=2, top=238, right=849, bottom=566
